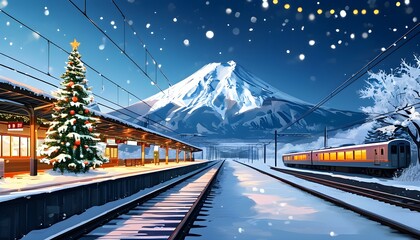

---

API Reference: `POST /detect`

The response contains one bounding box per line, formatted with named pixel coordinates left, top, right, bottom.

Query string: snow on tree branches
left=359, top=55, right=420, bottom=163
left=40, top=39, right=109, bottom=173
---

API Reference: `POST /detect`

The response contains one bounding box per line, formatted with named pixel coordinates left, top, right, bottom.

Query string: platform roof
left=0, top=77, right=201, bottom=152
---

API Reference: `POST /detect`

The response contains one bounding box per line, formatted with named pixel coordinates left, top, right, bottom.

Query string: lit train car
left=282, top=139, right=411, bottom=176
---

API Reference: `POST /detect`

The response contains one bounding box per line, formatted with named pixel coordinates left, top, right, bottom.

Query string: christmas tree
left=40, top=39, right=108, bottom=173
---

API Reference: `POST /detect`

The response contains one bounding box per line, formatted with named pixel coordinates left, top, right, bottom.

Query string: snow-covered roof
left=0, top=76, right=201, bottom=152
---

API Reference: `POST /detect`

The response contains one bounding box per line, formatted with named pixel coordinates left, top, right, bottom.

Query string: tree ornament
left=66, top=142, right=70, bottom=146
left=75, top=140, right=81, bottom=146
left=85, top=120, right=89, bottom=124
left=70, top=110, right=75, bottom=115
left=69, top=61, right=73, bottom=66
left=84, top=145, right=89, bottom=149
left=88, top=127, right=93, bottom=132
left=68, top=81, right=74, bottom=87
left=84, top=161, right=88, bottom=165
left=84, top=109, right=89, bottom=114
left=72, top=96, right=78, bottom=102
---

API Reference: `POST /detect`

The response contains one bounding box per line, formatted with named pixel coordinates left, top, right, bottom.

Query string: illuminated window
left=112, top=148, right=118, bottom=158
left=2, top=136, right=11, bottom=156
left=37, top=139, right=44, bottom=156
left=11, top=136, right=20, bottom=156
left=105, top=148, right=110, bottom=157
left=324, top=153, right=330, bottom=160
left=345, top=151, right=354, bottom=160
left=21, top=137, right=28, bottom=157
left=354, top=150, right=365, bottom=160
left=319, top=153, right=323, bottom=160
left=330, top=152, right=337, bottom=160
left=337, top=152, right=345, bottom=160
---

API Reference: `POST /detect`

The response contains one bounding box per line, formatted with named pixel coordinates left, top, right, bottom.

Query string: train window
left=354, top=150, right=361, bottom=160
left=2, top=135, right=10, bottom=157
left=324, top=153, right=330, bottom=160
left=361, top=150, right=366, bottom=160
left=380, top=148, right=384, bottom=155
left=391, top=145, right=397, bottom=154
left=400, top=146, right=405, bottom=153
left=345, top=151, right=354, bottom=160
left=330, top=152, right=337, bottom=160
left=319, top=153, right=323, bottom=160
left=337, top=152, right=345, bottom=160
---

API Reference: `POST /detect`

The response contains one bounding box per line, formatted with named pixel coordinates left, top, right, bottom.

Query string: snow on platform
left=0, top=160, right=205, bottom=202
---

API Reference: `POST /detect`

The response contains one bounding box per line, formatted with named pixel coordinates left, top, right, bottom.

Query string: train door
left=397, top=144, right=409, bottom=168
left=390, top=144, right=398, bottom=167
left=374, top=148, right=380, bottom=165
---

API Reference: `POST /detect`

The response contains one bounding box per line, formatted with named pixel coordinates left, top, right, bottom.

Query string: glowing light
left=405, top=0, right=410, bottom=5
left=206, top=30, right=214, bottom=39
left=353, top=9, right=358, bottom=15
left=317, top=9, right=323, bottom=15
left=297, top=7, right=303, bottom=13
left=6, top=21, right=10, bottom=26
left=226, top=8, right=232, bottom=14
left=396, top=2, right=401, bottom=7
left=273, top=0, right=278, bottom=4
left=361, top=9, right=367, bottom=15
left=309, top=40, right=315, bottom=46
left=373, top=9, right=379, bottom=15
left=330, top=9, right=335, bottom=15
left=284, top=4, right=290, bottom=10
left=350, top=33, right=355, bottom=39
left=299, top=54, right=305, bottom=61
left=173, top=18, right=177, bottom=22
left=340, top=10, right=347, bottom=18
left=286, top=50, right=290, bottom=54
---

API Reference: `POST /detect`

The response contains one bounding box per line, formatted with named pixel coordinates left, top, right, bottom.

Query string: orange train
left=282, top=139, right=411, bottom=176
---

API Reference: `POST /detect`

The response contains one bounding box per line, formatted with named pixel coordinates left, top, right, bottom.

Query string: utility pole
left=274, top=130, right=277, bottom=167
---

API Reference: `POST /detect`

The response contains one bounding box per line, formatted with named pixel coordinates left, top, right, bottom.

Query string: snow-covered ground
left=20, top=159, right=419, bottom=240
left=187, top=160, right=416, bottom=239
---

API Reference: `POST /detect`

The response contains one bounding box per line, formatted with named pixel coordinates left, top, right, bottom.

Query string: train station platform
left=0, top=160, right=211, bottom=239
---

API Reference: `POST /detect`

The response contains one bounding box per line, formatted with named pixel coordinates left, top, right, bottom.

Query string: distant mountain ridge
left=110, top=60, right=366, bottom=139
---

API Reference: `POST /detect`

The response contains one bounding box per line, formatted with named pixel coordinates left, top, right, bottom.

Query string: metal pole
left=28, top=107, right=37, bottom=176
left=274, top=130, right=277, bottom=167
left=264, top=144, right=266, bottom=164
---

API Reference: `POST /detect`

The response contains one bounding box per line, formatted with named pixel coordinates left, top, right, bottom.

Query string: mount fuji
left=110, top=61, right=366, bottom=139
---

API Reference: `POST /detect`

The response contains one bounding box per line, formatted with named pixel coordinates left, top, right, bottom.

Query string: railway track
left=272, top=167, right=420, bottom=212
left=234, top=161, right=420, bottom=238
left=51, top=160, right=224, bottom=240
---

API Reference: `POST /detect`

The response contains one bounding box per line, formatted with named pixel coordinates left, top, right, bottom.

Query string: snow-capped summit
left=110, top=61, right=365, bottom=139
left=145, top=60, right=306, bottom=119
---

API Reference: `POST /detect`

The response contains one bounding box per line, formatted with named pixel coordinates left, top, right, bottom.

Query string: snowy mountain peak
left=146, top=61, right=305, bottom=118
left=111, top=61, right=365, bottom=138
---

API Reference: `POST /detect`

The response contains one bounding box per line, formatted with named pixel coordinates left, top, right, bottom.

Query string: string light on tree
left=40, top=39, right=109, bottom=173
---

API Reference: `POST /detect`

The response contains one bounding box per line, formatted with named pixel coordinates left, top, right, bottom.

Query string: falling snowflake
left=308, top=13, right=315, bottom=21
left=340, top=10, right=347, bottom=18
left=299, top=54, right=305, bottom=60
left=226, top=8, right=232, bottom=14
left=232, top=28, right=240, bottom=35
left=44, top=7, right=49, bottom=16
left=98, top=44, right=105, bottom=50
left=331, top=44, right=336, bottom=49
left=309, top=40, right=315, bottom=46
left=146, top=23, right=151, bottom=28
left=235, top=12, right=240, bottom=18
left=183, top=39, right=190, bottom=46
left=173, top=17, right=177, bottom=22
left=206, top=30, right=214, bottom=39
left=250, top=16, right=257, bottom=23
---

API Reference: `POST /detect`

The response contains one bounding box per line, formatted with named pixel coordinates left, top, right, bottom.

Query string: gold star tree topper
left=70, top=39, right=80, bottom=50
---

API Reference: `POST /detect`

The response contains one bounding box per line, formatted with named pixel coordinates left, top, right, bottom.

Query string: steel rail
left=50, top=160, right=221, bottom=239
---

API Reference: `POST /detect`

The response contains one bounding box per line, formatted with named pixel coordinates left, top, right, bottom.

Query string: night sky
left=0, top=0, right=418, bottom=112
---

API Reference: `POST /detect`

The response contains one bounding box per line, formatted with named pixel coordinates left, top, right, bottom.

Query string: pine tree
left=40, top=39, right=108, bottom=173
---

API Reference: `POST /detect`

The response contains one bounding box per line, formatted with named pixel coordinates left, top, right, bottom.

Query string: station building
left=0, top=77, right=201, bottom=177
